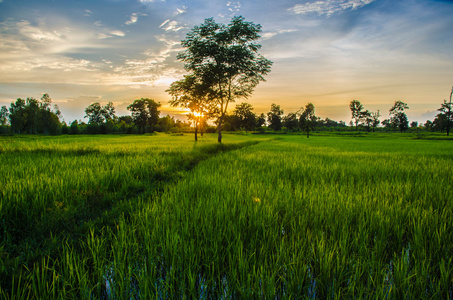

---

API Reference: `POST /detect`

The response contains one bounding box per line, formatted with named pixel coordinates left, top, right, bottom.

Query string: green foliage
left=7, top=95, right=62, bottom=135
left=389, top=100, right=409, bottom=132
left=349, top=99, right=363, bottom=130
left=299, top=102, right=316, bottom=137
left=267, top=103, right=284, bottom=131
left=177, top=16, right=272, bottom=142
left=127, top=98, right=161, bottom=133
left=233, top=102, right=256, bottom=132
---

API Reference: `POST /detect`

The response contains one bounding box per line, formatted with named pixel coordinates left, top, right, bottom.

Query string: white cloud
left=159, top=20, right=184, bottom=32
left=227, top=1, right=241, bottom=14
left=110, top=30, right=125, bottom=37
left=262, top=29, right=297, bottom=40
left=16, top=20, right=65, bottom=43
left=174, top=7, right=187, bottom=16
left=289, top=0, right=375, bottom=16
left=125, top=12, right=147, bottom=25
left=159, top=19, right=170, bottom=28
left=84, top=9, right=93, bottom=17
left=97, top=30, right=125, bottom=39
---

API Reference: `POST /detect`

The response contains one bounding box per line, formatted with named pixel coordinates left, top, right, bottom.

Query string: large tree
left=389, top=100, right=409, bottom=132
left=176, top=16, right=272, bottom=143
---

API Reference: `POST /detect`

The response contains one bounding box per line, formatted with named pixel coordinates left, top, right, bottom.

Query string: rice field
left=1, top=133, right=452, bottom=299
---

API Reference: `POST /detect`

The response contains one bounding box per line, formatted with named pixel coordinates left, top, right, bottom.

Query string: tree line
left=0, top=16, right=451, bottom=138
left=1, top=93, right=451, bottom=137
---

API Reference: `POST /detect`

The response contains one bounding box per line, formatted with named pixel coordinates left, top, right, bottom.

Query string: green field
left=1, top=133, right=452, bottom=299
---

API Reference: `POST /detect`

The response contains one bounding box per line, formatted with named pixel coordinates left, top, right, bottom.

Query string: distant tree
left=118, top=115, right=133, bottom=125
left=433, top=113, right=447, bottom=132
left=158, top=115, right=175, bottom=133
left=382, top=119, right=391, bottom=130
left=102, top=102, right=116, bottom=122
left=177, top=16, right=272, bottom=143
left=410, top=121, right=418, bottom=129
left=0, top=105, right=9, bottom=126
left=233, top=102, right=256, bottom=132
left=85, top=102, right=104, bottom=125
left=127, top=98, right=161, bottom=133
left=40, top=93, right=52, bottom=111
left=9, top=98, right=27, bottom=134
left=267, top=103, right=284, bottom=131
left=256, top=113, right=266, bottom=128
left=283, top=112, right=299, bottom=131
left=359, top=109, right=372, bottom=132
left=300, top=103, right=316, bottom=138
left=70, top=120, right=80, bottom=134
left=389, top=101, right=409, bottom=132
left=438, top=95, right=452, bottom=136
left=349, top=100, right=364, bottom=131
left=167, top=75, right=214, bottom=141
left=424, top=120, right=433, bottom=131
left=371, top=111, right=381, bottom=132
left=25, top=97, right=40, bottom=134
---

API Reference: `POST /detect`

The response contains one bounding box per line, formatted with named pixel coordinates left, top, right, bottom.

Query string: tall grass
left=1, top=133, right=452, bottom=298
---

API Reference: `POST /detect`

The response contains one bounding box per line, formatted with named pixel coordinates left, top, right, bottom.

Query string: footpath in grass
left=0, top=133, right=268, bottom=298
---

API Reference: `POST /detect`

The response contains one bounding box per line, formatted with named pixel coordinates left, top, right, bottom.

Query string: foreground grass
left=1, top=133, right=452, bottom=298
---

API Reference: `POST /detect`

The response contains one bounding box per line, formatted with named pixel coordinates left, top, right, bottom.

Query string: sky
left=1, top=0, right=453, bottom=124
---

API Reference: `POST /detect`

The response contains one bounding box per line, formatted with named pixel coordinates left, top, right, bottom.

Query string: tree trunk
left=217, top=115, right=223, bottom=143
left=194, top=125, right=198, bottom=141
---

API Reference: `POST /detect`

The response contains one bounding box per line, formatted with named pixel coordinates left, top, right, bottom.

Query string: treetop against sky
left=0, top=0, right=452, bottom=123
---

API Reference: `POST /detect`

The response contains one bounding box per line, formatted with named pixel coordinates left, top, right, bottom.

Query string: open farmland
left=1, top=133, right=452, bottom=299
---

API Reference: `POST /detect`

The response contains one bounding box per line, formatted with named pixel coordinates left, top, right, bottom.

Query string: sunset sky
left=1, top=0, right=452, bottom=124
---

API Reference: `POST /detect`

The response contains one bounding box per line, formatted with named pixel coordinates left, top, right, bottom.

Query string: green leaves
left=175, top=16, right=272, bottom=142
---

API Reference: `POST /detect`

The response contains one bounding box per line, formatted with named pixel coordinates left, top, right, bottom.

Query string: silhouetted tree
left=25, top=98, right=40, bottom=134
left=177, top=16, right=272, bottom=142
left=349, top=100, right=364, bottom=131
left=233, top=102, right=256, bottom=132
left=267, top=103, right=283, bottom=131
left=9, top=98, right=27, bottom=134
left=371, top=111, right=381, bottom=132
left=438, top=91, right=452, bottom=136
left=283, top=112, right=299, bottom=131
left=167, top=75, right=214, bottom=141
left=102, top=102, right=116, bottom=122
left=424, top=120, right=433, bottom=131
left=127, top=98, right=161, bottom=133
left=256, top=113, right=266, bottom=128
left=359, top=109, right=372, bottom=132
left=300, top=103, right=316, bottom=138
left=70, top=120, right=80, bottom=134
left=389, top=101, right=409, bottom=132
left=85, top=102, right=104, bottom=125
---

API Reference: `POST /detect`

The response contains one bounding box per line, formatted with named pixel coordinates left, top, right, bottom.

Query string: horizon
left=1, top=0, right=453, bottom=124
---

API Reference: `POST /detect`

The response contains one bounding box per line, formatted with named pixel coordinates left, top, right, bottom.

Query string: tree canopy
left=176, top=16, right=272, bottom=142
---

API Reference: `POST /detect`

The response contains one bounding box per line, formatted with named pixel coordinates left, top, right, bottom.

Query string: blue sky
left=1, top=0, right=452, bottom=123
